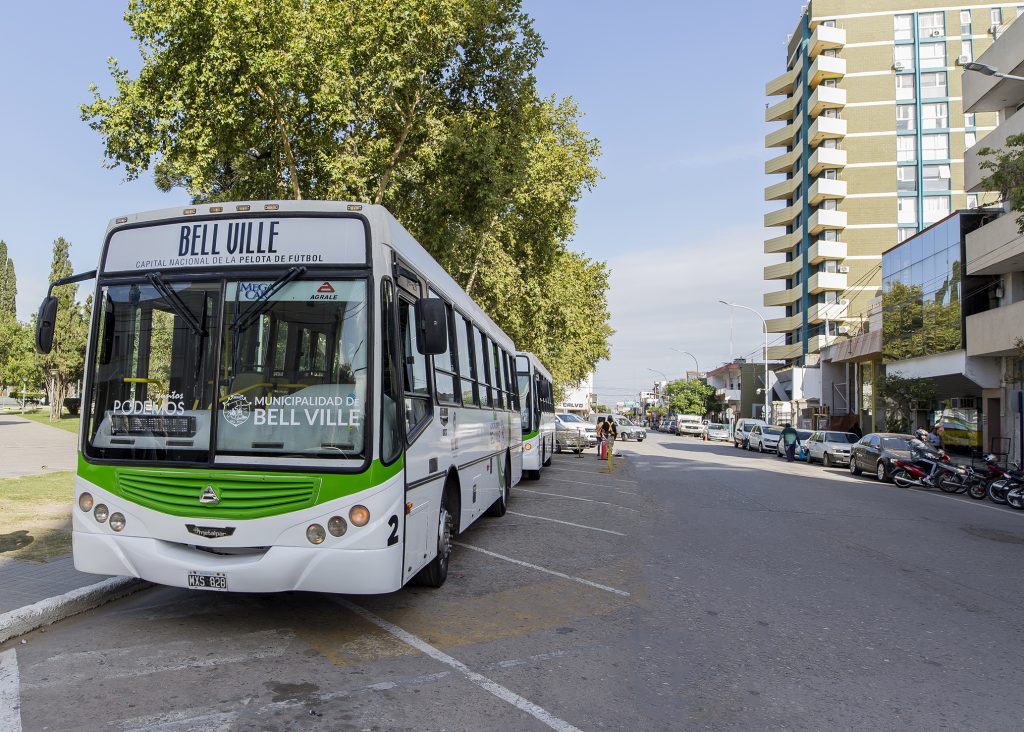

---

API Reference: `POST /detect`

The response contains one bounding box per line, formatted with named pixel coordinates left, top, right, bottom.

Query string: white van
left=732, top=418, right=768, bottom=449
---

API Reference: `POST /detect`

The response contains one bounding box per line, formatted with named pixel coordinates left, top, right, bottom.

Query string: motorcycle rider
left=911, top=428, right=944, bottom=486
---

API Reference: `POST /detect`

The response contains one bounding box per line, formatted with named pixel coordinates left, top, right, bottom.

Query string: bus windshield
left=85, top=276, right=368, bottom=463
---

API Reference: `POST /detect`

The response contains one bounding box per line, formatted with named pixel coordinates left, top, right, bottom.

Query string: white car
left=775, top=429, right=813, bottom=459
left=747, top=424, right=783, bottom=453
left=704, top=423, right=731, bottom=441
left=555, top=413, right=597, bottom=451
left=805, top=430, right=858, bottom=467
left=733, top=418, right=767, bottom=448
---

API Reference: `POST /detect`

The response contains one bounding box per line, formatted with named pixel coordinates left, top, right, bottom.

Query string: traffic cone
left=703, top=431, right=708, bottom=442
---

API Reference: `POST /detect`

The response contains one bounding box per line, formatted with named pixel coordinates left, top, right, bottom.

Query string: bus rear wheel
left=416, top=484, right=456, bottom=588
left=486, top=454, right=512, bottom=517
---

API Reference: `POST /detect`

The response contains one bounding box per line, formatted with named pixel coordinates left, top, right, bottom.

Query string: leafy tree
left=875, top=371, right=935, bottom=434
left=81, top=0, right=608, bottom=393
left=979, top=132, right=1024, bottom=233
left=40, top=238, right=90, bottom=420
left=593, top=404, right=610, bottom=414
left=0, top=315, right=42, bottom=394
left=664, top=379, right=717, bottom=417
left=0, top=241, right=15, bottom=318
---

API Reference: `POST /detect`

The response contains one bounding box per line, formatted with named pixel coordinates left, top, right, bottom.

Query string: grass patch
left=19, top=412, right=80, bottom=434
left=0, top=471, right=75, bottom=562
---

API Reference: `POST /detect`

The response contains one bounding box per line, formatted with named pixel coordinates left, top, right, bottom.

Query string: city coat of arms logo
left=223, top=393, right=251, bottom=427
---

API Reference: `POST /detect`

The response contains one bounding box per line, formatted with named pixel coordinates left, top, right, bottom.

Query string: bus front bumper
left=73, top=531, right=404, bottom=595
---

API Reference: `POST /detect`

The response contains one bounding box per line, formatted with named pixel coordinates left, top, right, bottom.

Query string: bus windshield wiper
left=231, top=266, right=306, bottom=332
left=146, top=272, right=206, bottom=337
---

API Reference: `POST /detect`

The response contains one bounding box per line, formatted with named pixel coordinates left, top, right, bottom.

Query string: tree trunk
left=255, top=84, right=303, bottom=200
left=46, top=373, right=66, bottom=421
left=374, top=91, right=422, bottom=206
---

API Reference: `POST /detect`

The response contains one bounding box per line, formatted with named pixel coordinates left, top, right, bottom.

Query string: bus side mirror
left=415, top=298, right=448, bottom=355
left=34, top=297, right=59, bottom=354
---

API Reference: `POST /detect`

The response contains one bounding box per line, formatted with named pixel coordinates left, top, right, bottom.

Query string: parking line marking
left=0, top=649, right=22, bottom=732
left=454, top=542, right=631, bottom=597
left=543, top=477, right=639, bottom=494
left=336, top=599, right=584, bottom=732
left=516, top=488, right=640, bottom=512
left=507, top=511, right=626, bottom=536
left=546, top=467, right=638, bottom=484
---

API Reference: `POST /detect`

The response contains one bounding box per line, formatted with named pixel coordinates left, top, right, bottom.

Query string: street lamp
left=670, top=348, right=700, bottom=378
left=719, top=300, right=770, bottom=423
left=961, top=60, right=1024, bottom=82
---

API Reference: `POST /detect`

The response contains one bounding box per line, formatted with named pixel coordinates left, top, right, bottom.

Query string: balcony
left=809, top=116, right=846, bottom=146
left=765, top=176, right=800, bottom=201
left=806, top=335, right=835, bottom=355
left=966, top=300, right=1024, bottom=357
left=766, top=67, right=799, bottom=97
left=807, top=300, right=849, bottom=323
left=764, top=198, right=802, bottom=228
left=808, top=85, right=846, bottom=117
left=764, top=258, right=801, bottom=280
left=716, top=388, right=742, bottom=403
left=808, top=271, right=848, bottom=294
left=808, top=239, right=847, bottom=264
left=965, top=106, right=1024, bottom=192
left=808, top=208, right=847, bottom=234
left=809, top=55, right=845, bottom=87
left=766, top=313, right=801, bottom=333
left=809, top=146, right=846, bottom=175
left=768, top=343, right=803, bottom=361
left=808, top=177, right=846, bottom=205
left=765, top=86, right=802, bottom=123
left=765, top=148, right=800, bottom=175
left=764, top=230, right=801, bottom=254
left=966, top=211, right=1024, bottom=275
left=809, top=24, right=845, bottom=57
left=766, top=120, right=800, bottom=148
left=764, top=286, right=800, bottom=308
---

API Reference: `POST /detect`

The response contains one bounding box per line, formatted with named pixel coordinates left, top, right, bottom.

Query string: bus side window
left=490, top=341, right=504, bottom=409
left=458, top=315, right=477, bottom=406
left=431, top=301, right=460, bottom=405
left=398, top=297, right=432, bottom=436
left=475, top=328, right=492, bottom=408
left=380, top=280, right=402, bottom=464
left=502, top=350, right=517, bottom=411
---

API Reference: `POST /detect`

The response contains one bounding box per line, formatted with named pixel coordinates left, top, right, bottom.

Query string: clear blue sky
left=0, top=0, right=806, bottom=403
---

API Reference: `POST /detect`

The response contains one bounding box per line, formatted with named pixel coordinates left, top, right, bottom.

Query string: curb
left=0, top=577, right=150, bottom=644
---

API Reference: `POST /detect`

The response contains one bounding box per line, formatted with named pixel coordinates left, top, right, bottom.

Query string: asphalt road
left=5, top=432, right=1024, bottom=731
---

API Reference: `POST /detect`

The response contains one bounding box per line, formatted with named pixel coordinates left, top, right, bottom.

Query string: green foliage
left=0, top=314, right=42, bottom=391
left=40, top=238, right=90, bottom=421
left=663, top=379, right=717, bottom=417
left=81, top=0, right=608, bottom=392
left=876, top=371, right=935, bottom=433
left=881, top=273, right=961, bottom=363
left=0, top=241, right=16, bottom=318
left=979, top=133, right=1024, bottom=233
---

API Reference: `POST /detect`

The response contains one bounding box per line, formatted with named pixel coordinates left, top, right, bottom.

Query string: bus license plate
left=187, top=571, right=228, bottom=591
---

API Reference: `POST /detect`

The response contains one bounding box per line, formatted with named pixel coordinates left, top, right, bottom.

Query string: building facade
left=963, top=17, right=1024, bottom=463
left=555, top=373, right=595, bottom=417
left=706, top=359, right=772, bottom=421
left=764, top=1, right=1013, bottom=366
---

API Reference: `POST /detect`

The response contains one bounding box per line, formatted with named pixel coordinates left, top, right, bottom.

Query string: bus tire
left=542, top=445, right=552, bottom=467
left=486, top=454, right=512, bottom=517
left=525, top=469, right=540, bottom=480
left=416, top=479, right=458, bottom=588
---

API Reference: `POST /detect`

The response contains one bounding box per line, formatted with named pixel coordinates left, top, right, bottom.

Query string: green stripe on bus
left=76, top=454, right=404, bottom=520
left=522, top=430, right=539, bottom=441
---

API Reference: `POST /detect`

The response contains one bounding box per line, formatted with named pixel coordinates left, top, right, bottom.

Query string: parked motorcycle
left=996, top=464, right=1024, bottom=508
left=890, top=458, right=932, bottom=488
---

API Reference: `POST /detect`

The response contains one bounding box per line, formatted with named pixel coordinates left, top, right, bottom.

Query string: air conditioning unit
left=930, top=29, right=942, bottom=37
left=957, top=55, right=971, bottom=66
left=838, top=326, right=851, bottom=335
left=838, top=298, right=850, bottom=306
left=893, top=61, right=905, bottom=71
left=838, top=265, right=850, bottom=273
left=990, top=24, right=1001, bottom=34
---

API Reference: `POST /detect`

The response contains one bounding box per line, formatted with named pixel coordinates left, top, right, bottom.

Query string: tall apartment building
left=763, top=1, right=1015, bottom=365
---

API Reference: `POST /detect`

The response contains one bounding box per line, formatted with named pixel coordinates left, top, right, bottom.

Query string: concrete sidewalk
left=0, top=414, right=78, bottom=478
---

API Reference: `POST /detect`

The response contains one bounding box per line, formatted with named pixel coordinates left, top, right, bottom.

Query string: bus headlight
left=109, top=513, right=126, bottom=532
left=93, top=504, right=109, bottom=523
left=524, top=443, right=532, bottom=450
left=79, top=493, right=94, bottom=512
left=349, top=505, right=370, bottom=527
left=328, top=516, right=347, bottom=537
left=306, top=524, right=326, bottom=545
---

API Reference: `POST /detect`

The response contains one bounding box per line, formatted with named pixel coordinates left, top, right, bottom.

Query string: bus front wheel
left=486, top=454, right=512, bottom=517
left=417, top=483, right=456, bottom=588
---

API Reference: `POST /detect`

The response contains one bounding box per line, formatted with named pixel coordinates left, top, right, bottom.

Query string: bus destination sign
left=104, top=216, right=366, bottom=272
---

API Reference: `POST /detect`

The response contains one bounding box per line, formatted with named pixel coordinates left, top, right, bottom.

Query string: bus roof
left=515, top=351, right=552, bottom=382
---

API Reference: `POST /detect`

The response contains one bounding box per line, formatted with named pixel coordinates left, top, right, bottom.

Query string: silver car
left=806, top=430, right=859, bottom=467
left=704, top=423, right=731, bottom=442
left=555, top=413, right=597, bottom=452
left=613, top=416, right=646, bottom=442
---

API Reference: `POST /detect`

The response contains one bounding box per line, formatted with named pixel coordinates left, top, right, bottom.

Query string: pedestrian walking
left=604, top=415, right=618, bottom=460
left=780, top=422, right=799, bottom=462
left=596, top=417, right=606, bottom=460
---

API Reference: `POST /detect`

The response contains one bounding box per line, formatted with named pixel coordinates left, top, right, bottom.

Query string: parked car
left=665, top=419, right=678, bottom=434
left=848, top=433, right=915, bottom=482
left=614, top=416, right=646, bottom=442
left=555, top=413, right=597, bottom=452
left=733, top=418, right=768, bottom=449
left=747, top=424, right=783, bottom=453
left=775, top=429, right=813, bottom=459
left=676, top=415, right=703, bottom=437
left=704, top=422, right=731, bottom=442
left=805, top=431, right=858, bottom=467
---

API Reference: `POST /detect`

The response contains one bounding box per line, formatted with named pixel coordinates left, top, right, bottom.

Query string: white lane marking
left=516, top=488, right=639, bottom=512
left=336, top=599, right=584, bottom=732
left=905, top=485, right=1024, bottom=516
left=454, top=542, right=631, bottom=597
left=0, top=649, right=22, bottom=732
left=546, top=467, right=638, bottom=484
left=543, top=477, right=639, bottom=494
left=507, top=511, right=626, bottom=536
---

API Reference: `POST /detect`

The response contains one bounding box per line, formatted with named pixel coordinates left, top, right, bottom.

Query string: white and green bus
left=515, top=352, right=555, bottom=479
left=35, top=201, right=523, bottom=593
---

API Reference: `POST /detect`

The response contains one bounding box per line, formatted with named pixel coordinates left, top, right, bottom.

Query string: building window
left=919, top=11, right=945, bottom=37
left=919, top=42, right=946, bottom=69
left=923, top=196, right=950, bottom=224
left=821, top=229, right=839, bottom=242
left=822, top=168, right=839, bottom=180
left=960, top=9, right=973, bottom=35
left=821, top=19, right=837, bottom=27
left=899, top=227, right=917, bottom=242
left=967, top=193, right=979, bottom=208
left=965, top=112, right=976, bottom=127
left=820, top=199, right=838, bottom=211
left=923, top=164, right=952, bottom=190
left=897, top=136, right=917, bottom=162
left=922, top=133, right=949, bottom=160
left=896, top=75, right=916, bottom=101
left=965, top=131, right=977, bottom=147
left=821, top=138, right=839, bottom=149
left=961, top=40, right=973, bottom=63
left=894, top=45, right=915, bottom=70
left=992, top=7, right=1003, bottom=28
left=922, top=102, right=948, bottom=129
left=894, top=14, right=914, bottom=41
left=898, top=197, right=918, bottom=225
left=897, top=166, right=917, bottom=191
left=897, top=104, right=916, bottom=131
left=920, top=71, right=948, bottom=98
